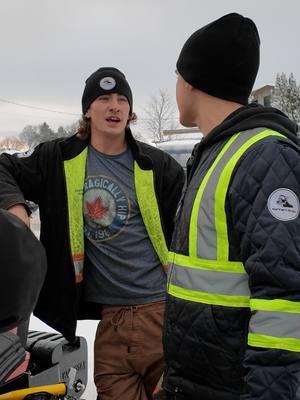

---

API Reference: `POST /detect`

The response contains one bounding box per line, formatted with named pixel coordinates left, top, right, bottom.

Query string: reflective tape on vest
left=64, top=148, right=87, bottom=283
left=248, top=298, right=300, bottom=351
left=134, top=162, right=168, bottom=266
left=168, top=252, right=250, bottom=307
left=168, top=129, right=286, bottom=308
left=189, top=128, right=285, bottom=260
left=250, top=310, right=300, bottom=339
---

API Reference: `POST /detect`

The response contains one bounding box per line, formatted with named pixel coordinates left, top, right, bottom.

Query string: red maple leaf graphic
left=86, top=197, right=109, bottom=219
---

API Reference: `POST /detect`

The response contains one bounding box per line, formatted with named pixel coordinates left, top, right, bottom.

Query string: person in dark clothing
left=0, top=67, right=184, bottom=400
left=163, top=13, right=300, bottom=400
left=0, top=209, right=46, bottom=334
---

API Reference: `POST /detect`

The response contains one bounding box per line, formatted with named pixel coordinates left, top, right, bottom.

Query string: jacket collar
left=60, top=128, right=153, bottom=169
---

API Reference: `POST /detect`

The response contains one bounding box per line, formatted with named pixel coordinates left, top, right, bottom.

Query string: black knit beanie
left=176, top=13, right=260, bottom=105
left=82, top=67, right=133, bottom=115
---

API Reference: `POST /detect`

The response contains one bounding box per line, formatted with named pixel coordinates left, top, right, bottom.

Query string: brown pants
left=94, top=301, right=165, bottom=400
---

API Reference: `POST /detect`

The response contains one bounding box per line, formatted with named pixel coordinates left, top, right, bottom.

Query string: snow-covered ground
left=29, top=210, right=98, bottom=399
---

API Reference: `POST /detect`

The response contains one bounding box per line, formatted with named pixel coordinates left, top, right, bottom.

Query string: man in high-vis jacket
left=0, top=67, right=185, bottom=400
left=163, top=13, right=300, bottom=400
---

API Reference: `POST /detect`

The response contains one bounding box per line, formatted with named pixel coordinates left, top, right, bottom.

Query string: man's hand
left=8, top=204, right=30, bottom=227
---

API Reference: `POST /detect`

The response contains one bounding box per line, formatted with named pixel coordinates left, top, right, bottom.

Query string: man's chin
left=91, top=126, right=126, bottom=138
left=105, top=128, right=126, bottom=136
left=104, top=123, right=127, bottom=134
left=180, top=119, right=197, bottom=128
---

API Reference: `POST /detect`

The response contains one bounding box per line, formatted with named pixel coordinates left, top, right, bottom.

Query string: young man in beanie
left=0, top=67, right=185, bottom=399
left=163, top=13, right=300, bottom=400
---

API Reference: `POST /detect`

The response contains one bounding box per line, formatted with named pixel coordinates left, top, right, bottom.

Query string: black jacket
left=0, top=209, right=46, bottom=333
left=163, top=104, right=300, bottom=400
left=0, top=129, right=185, bottom=341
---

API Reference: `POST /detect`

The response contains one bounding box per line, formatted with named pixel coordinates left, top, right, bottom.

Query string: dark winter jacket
left=0, top=129, right=185, bottom=341
left=163, top=104, right=300, bottom=400
left=0, top=209, right=46, bottom=333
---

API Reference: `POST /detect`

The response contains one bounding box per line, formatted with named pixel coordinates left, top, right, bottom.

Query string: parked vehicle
left=156, top=138, right=200, bottom=171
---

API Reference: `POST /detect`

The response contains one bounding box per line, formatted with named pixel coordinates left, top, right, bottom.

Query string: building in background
left=251, top=84, right=274, bottom=106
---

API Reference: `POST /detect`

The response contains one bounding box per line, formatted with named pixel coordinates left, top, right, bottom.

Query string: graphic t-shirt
left=83, top=145, right=166, bottom=305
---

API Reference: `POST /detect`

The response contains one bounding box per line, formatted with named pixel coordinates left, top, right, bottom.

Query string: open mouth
left=106, top=116, right=121, bottom=123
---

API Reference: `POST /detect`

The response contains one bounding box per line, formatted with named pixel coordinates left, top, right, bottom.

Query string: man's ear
left=185, top=82, right=194, bottom=91
left=85, top=109, right=91, bottom=118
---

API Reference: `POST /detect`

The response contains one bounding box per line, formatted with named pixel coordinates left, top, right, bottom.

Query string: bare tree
left=64, top=120, right=80, bottom=136
left=19, top=125, right=39, bottom=148
left=144, top=89, right=178, bottom=142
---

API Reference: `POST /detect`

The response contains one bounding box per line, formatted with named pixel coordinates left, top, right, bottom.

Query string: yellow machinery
left=0, top=332, right=87, bottom=400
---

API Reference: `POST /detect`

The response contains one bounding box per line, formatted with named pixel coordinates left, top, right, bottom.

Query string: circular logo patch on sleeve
left=99, top=77, right=116, bottom=90
left=267, top=188, right=300, bottom=221
left=16, top=148, right=34, bottom=158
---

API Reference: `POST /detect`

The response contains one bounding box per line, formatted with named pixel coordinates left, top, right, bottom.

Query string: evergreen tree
left=57, top=126, right=68, bottom=138
left=19, top=121, right=77, bottom=148
left=273, top=73, right=300, bottom=122
left=38, top=122, right=56, bottom=142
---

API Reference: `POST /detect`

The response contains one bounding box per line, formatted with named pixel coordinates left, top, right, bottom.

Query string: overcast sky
left=1, top=0, right=299, bottom=138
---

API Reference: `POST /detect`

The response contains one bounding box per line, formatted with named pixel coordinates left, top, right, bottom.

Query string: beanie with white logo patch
left=82, top=67, right=133, bottom=115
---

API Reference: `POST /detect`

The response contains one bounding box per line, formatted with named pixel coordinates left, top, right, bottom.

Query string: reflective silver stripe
left=249, top=310, right=300, bottom=339
left=196, top=127, right=267, bottom=259
left=171, top=263, right=250, bottom=297
left=74, top=259, right=83, bottom=276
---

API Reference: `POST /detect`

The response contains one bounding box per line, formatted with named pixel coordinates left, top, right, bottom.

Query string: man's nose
left=108, top=98, right=120, bottom=111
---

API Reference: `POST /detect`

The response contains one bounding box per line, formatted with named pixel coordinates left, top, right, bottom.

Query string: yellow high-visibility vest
left=64, top=149, right=168, bottom=283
